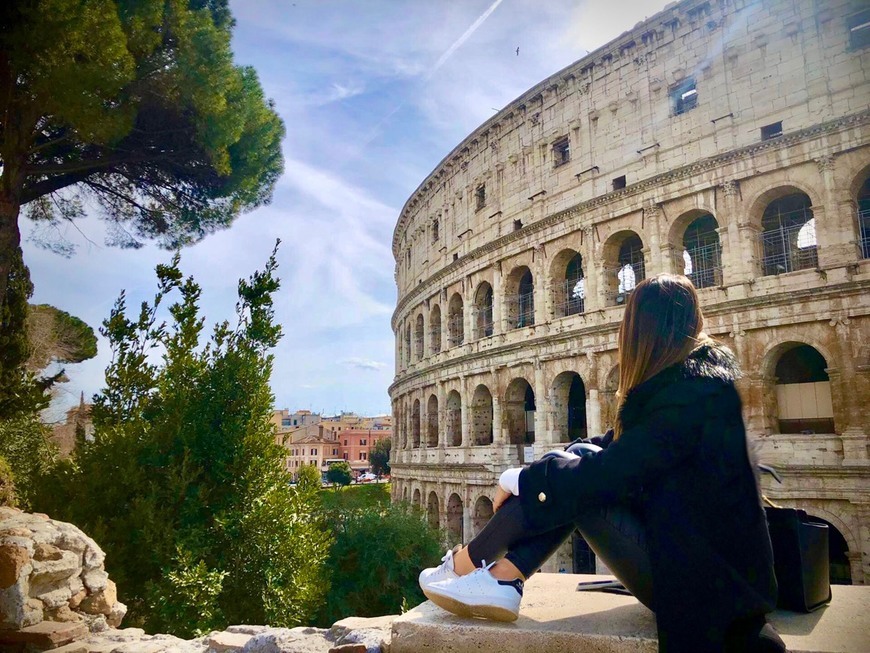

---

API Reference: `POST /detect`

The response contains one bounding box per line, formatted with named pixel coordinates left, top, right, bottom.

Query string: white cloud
left=341, top=358, right=387, bottom=371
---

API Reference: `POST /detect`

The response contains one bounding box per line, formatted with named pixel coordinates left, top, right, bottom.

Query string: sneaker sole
left=423, top=587, right=519, bottom=622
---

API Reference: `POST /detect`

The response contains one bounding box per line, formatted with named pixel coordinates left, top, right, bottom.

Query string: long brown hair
left=613, top=274, right=710, bottom=439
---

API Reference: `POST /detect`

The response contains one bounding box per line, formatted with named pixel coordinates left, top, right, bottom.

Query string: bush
left=36, top=248, right=332, bottom=637
left=0, top=456, right=17, bottom=507
left=315, top=502, right=442, bottom=626
left=326, top=460, right=352, bottom=489
left=0, top=414, right=57, bottom=509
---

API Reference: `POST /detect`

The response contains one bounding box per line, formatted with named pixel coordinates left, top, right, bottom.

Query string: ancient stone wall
left=390, top=0, right=870, bottom=582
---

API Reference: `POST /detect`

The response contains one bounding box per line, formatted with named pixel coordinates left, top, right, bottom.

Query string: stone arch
left=427, top=491, right=441, bottom=532
left=412, top=399, right=421, bottom=447
left=426, top=393, right=439, bottom=447
left=504, top=265, right=534, bottom=329
left=415, top=313, right=425, bottom=360
left=446, top=389, right=462, bottom=446
left=766, top=343, right=835, bottom=435
left=552, top=371, right=587, bottom=443
left=473, top=281, right=494, bottom=339
left=472, top=496, right=494, bottom=537
left=412, top=488, right=421, bottom=508
left=446, top=493, right=464, bottom=547
left=673, top=210, right=723, bottom=289
left=756, top=190, right=818, bottom=275
left=447, top=292, right=464, bottom=346
left=745, top=181, right=823, bottom=232
left=504, top=377, right=535, bottom=445
left=471, top=384, right=494, bottom=446
left=429, top=303, right=442, bottom=354
left=550, top=249, right=585, bottom=318
left=602, top=231, right=645, bottom=305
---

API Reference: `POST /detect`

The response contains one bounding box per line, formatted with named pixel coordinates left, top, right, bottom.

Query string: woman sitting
left=419, top=274, right=785, bottom=653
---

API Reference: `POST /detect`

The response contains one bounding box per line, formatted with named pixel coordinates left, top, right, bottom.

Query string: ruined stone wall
left=390, top=0, right=870, bottom=582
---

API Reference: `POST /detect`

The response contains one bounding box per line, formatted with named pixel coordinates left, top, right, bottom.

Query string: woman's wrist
left=499, top=467, right=522, bottom=496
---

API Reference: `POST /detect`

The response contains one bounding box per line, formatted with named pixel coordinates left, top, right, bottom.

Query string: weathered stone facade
left=389, top=0, right=870, bottom=582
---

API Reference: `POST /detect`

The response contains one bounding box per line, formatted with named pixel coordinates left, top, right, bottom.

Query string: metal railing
left=760, top=220, right=817, bottom=275
left=506, top=291, right=535, bottom=329
left=859, top=208, right=870, bottom=259
left=447, top=314, right=464, bottom=346
left=683, top=241, right=723, bottom=289
left=475, top=305, right=494, bottom=338
left=559, top=278, right=585, bottom=316
left=429, top=328, right=441, bottom=354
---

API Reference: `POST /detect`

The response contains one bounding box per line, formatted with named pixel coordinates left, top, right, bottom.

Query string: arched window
left=504, top=378, right=535, bottom=447
left=447, top=293, right=464, bottom=346
left=682, top=214, right=722, bottom=289
left=474, top=283, right=494, bottom=338
left=471, top=385, right=494, bottom=445
left=564, top=254, right=586, bottom=316
left=761, top=193, right=817, bottom=275
left=412, top=488, right=421, bottom=507
left=858, top=176, right=870, bottom=259
left=415, top=314, right=424, bottom=360
left=447, top=494, right=464, bottom=547
left=552, top=372, right=587, bottom=442
left=774, top=345, right=834, bottom=434
left=429, top=304, right=442, bottom=354
left=616, top=235, right=645, bottom=303
left=446, top=390, right=462, bottom=446
left=506, top=267, right=535, bottom=329
left=427, top=492, right=440, bottom=531
left=412, top=399, right=421, bottom=447
left=426, top=394, right=439, bottom=447
left=472, top=496, right=494, bottom=537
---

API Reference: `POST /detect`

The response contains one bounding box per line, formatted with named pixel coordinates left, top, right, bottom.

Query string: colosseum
left=389, top=0, right=870, bottom=584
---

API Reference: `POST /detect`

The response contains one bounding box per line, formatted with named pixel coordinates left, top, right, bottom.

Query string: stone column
left=645, top=201, right=666, bottom=275
left=440, top=288, right=449, bottom=350
left=720, top=180, right=755, bottom=285
left=460, top=376, right=470, bottom=448
left=533, top=244, right=547, bottom=327
left=744, top=372, right=776, bottom=437
left=587, top=389, right=601, bottom=437
left=851, top=502, right=870, bottom=584
left=492, top=262, right=504, bottom=336
left=581, top=226, right=599, bottom=313
left=533, top=360, right=551, bottom=447
left=814, top=155, right=855, bottom=268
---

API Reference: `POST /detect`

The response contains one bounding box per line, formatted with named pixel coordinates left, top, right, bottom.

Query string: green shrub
left=0, top=414, right=57, bottom=509
left=37, top=248, right=331, bottom=636
left=316, top=502, right=442, bottom=626
left=0, top=456, right=17, bottom=507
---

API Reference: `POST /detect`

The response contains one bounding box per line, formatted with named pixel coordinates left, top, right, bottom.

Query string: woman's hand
left=493, top=486, right=512, bottom=512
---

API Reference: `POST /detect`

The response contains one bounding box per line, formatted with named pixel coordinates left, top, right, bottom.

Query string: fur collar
left=620, top=343, right=741, bottom=423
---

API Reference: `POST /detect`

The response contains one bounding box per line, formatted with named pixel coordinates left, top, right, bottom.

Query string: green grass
left=320, top=482, right=391, bottom=512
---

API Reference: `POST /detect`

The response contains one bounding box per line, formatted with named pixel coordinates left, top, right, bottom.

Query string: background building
left=389, top=0, right=869, bottom=583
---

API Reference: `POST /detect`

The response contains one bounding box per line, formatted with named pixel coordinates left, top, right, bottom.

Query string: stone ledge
left=391, top=574, right=869, bottom=653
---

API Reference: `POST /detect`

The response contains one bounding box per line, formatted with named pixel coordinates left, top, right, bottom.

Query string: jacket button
left=538, top=492, right=547, bottom=502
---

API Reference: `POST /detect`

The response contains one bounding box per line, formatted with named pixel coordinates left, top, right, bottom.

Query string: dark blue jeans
left=466, top=495, right=655, bottom=609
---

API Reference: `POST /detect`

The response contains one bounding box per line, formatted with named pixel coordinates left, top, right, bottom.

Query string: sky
left=23, top=0, right=669, bottom=421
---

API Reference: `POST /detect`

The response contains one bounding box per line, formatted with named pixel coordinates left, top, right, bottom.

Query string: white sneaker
left=424, top=562, right=523, bottom=622
left=418, top=549, right=459, bottom=591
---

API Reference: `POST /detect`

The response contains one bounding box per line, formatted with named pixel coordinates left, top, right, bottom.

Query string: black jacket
left=519, top=344, right=777, bottom=653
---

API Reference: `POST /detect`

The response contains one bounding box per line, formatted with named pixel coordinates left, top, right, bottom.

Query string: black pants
left=466, top=495, right=655, bottom=609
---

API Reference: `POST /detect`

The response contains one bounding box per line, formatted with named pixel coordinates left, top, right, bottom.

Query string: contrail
left=427, top=0, right=507, bottom=79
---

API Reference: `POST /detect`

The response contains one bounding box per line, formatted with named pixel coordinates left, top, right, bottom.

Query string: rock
left=34, top=584, right=74, bottom=608
left=328, top=645, right=368, bottom=653
left=80, top=579, right=117, bottom=616
left=0, top=544, right=30, bottom=589
left=82, top=567, right=109, bottom=592
left=68, top=589, right=87, bottom=609
left=30, top=549, right=81, bottom=586
left=46, top=604, right=84, bottom=623
left=0, top=620, right=88, bottom=649
left=206, top=631, right=252, bottom=651
left=106, top=600, right=127, bottom=628
left=330, top=615, right=396, bottom=653
left=33, top=542, right=63, bottom=561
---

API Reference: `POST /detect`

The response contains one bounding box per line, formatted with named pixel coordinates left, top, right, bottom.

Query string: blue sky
left=23, top=0, right=666, bottom=420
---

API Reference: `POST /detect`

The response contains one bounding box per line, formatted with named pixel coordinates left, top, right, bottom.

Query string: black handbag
left=764, top=502, right=832, bottom=612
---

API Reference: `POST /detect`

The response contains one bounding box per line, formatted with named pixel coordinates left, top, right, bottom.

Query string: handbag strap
left=763, top=495, right=781, bottom=509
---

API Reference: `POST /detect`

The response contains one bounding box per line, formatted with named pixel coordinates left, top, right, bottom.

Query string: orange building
left=337, top=428, right=392, bottom=472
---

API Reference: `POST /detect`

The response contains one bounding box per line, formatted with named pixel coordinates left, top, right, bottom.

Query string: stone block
left=33, top=542, right=63, bottom=562
left=328, top=645, right=367, bottom=653
left=30, top=550, right=81, bottom=586
left=0, top=544, right=30, bottom=589
left=106, top=601, right=127, bottom=629
left=207, top=631, right=253, bottom=652
left=82, top=568, right=108, bottom=593
left=80, top=580, right=117, bottom=616
left=0, top=620, right=88, bottom=649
